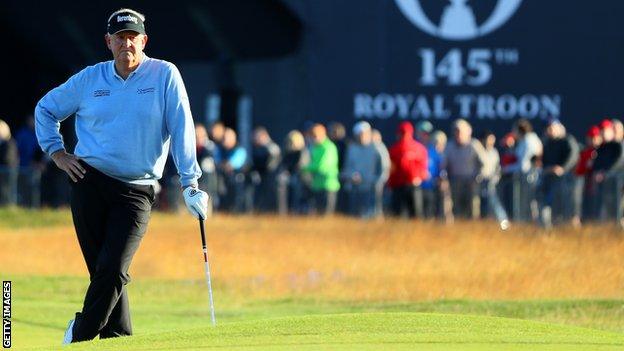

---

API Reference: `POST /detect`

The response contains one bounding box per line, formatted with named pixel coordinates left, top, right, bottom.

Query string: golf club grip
left=199, top=218, right=207, bottom=248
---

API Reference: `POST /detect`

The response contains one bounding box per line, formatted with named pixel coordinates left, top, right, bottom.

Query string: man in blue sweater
left=341, top=121, right=382, bottom=217
left=34, top=8, right=209, bottom=344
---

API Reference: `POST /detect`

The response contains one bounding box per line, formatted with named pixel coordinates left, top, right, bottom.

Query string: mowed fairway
left=1, top=208, right=624, bottom=350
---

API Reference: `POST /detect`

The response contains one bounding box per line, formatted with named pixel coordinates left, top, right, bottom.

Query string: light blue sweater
left=35, top=55, right=201, bottom=187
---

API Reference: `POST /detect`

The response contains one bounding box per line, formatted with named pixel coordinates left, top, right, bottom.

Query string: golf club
left=199, top=218, right=216, bottom=326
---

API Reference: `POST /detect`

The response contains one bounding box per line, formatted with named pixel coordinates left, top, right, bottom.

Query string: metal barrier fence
left=1, top=166, right=622, bottom=227
left=0, top=166, right=42, bottom=207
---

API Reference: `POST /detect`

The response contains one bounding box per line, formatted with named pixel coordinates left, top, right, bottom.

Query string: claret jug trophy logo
left=394, top=0, right=523, bottom=41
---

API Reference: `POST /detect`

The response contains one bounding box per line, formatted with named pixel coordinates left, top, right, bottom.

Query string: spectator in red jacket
left=593, top=119, right=624, bottom=221
left=499, top=133, right=517, bottom=168
left=575, top=126, right=600, bottom=177
left=388, top=121, right=428, bottom=217
left=572, top=126, right=601, bottom=226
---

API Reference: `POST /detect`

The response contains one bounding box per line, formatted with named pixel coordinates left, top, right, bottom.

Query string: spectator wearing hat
left=538, top=119, right=579, bottom=228
left=415, top=121, right=433, bottom=145
left=341, top=122, right=383, bottom=217
left=388, top=122, right=428, bottom=218
left=443, top=119, right=486, bottom=219
left=303, top=124, right=340, bottom=215
left=572, top=126, right=601, bottom=226
left=371, top=129, right=390, bottom=217
left=421, top=130, right=446, bottom=219
left=500, top=133, right=517, bottom=169
left=593, top=119, right=624, bottom=221
left=479, top=131, right=510, bottom=230
left=503, top=119, right=543, bottom=221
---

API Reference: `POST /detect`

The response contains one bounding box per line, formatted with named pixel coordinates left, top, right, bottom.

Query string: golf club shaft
left=199, top=218, right=216, bottom=326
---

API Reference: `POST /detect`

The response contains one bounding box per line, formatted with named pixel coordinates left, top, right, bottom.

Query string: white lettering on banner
left=517, top=95, right=540, bottom=118
left=476, top=95, right=496, bottom=119
left=497, top=95, right=517, bottom=119
left=433, top=96, right=451, bottom=119
left=373, top=94, right=395, bottom=119
left=354, top=93, right=562, bottom=121
left=394, top=95, right=412, bottom=118
left=351, top=2, right=565, bottom=123
left=117, top=15, right=138, bottom=24
left=419, top=48, right=518, bottom=87
left=412, top=96, right=431, bottom=118
left=353, top=94, right=372, bottom=118
left=455, top=94, right=475, bottom=118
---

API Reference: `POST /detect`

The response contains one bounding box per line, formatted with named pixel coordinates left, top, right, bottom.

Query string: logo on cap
left=107, top=10, right=146, bottom=35
left=394, top=0, right=523, bottom=41
left=117, top=15, right=138, bottom=24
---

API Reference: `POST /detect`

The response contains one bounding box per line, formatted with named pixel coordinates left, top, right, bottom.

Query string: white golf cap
left=353, top=121, right=371, bottom=135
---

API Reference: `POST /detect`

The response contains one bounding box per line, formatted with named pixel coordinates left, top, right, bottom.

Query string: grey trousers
left=450, top=178, right=479, bottom=219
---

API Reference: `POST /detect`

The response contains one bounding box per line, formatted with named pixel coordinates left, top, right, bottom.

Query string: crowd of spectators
left=159, top=117, right=624, bottom=229
left=2, top=115, right=624, bottom=229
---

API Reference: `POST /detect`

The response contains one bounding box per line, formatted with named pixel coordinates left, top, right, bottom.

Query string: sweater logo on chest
left=137, top=87, right=155, bottom=95
left=93, top=89, right=110, bottom=97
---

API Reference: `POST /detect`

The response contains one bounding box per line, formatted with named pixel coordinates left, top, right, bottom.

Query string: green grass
left=3, top=207, right=623, bottom=350
left=0, top=207, right=72, bottom=229
left=6, top=275, right=624, bottom=350
left=56, top=313, right=624, bottom=351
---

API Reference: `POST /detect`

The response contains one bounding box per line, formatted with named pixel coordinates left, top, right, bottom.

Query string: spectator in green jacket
left=304, top=123, right=340, bottom=215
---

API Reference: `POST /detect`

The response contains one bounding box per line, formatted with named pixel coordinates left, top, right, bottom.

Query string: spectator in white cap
left=443, top=119, right=486, bottom=219
left=341, top=121, right=383, bottom=217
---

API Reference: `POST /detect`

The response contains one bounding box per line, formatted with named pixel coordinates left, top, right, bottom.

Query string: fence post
left=512, top=172, right=521, bottom=221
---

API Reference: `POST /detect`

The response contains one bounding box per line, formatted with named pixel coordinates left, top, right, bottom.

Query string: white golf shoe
left=499, top=219, right=510, bottom=231
left=62, top=319, right=75, bottom=345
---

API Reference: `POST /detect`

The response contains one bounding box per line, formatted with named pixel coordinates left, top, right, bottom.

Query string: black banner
left=279, top=0, right=624, bottom=139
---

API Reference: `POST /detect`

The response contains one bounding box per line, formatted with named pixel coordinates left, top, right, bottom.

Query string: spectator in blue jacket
left=422, top=130, right=446, bottom=219
left=342, top=121, right=383, bottom=217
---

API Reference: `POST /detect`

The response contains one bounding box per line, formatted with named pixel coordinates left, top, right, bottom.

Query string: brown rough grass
left=1, top=214, right=624, bottom=301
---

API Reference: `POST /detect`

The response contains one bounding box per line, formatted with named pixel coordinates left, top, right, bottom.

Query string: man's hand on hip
left=51, top=150, right=86, bottom=182
left=183, top=187, right=209, bottom=220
